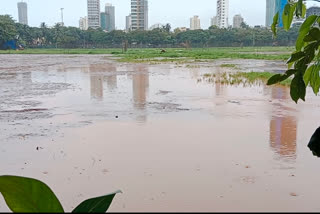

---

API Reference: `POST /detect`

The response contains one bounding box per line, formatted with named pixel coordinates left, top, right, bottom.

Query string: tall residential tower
left=190, top=16, right=201, bottom=30
left=131, top=0, right=148, bottom=30
left=265, top=0, right=287, bottom=27
left=233, top=14, right=244, bottom=28
left=216, top=0, right=229, bottom=28
left=105, top=3, right=115, bottom=31
left=87, top=0, right=100, bottom=29
left=17, top=1, right=28, bottom=25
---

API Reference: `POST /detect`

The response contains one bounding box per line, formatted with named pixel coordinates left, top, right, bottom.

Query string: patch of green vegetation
left=114, top=47, right=291, bottom=63
left=220, top=64, right=237, bottom=68
left=0, top=47, right=291, bottom=63
left=202, top=71, right=292, bottom=86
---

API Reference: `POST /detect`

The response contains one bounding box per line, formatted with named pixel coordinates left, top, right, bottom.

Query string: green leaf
left=290, top=74, right=306, bottom=103
left=72, top=190, right=121, bottom=213
left=267, top=70, right=296, bottom=85
left=304, top=64, right=314, bottom=86
left=310, top=64, right=320, bottom=94
left=267, top=74, right=282, bottom=85
left=302, top=3, right=307, bottom=18
left=287, top=51, right=305, bottom=64
left=296, top=0, right=303, bottom=18
left=283, top=4, right=296, bottom=31
left=272, top=12, right=279, bottom=37
left=0, top=176, right=64, bottom=213
left=296, top=15, right=318, bottom=51
left=304, top=28, right=320, bottom=42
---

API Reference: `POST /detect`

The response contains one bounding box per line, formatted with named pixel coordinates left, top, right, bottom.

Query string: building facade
left=126, top=14, right=132, bottom=32
left=79, top=16, right=88, bottom=30
left=307, top=6, right=320, bottom=17
left=87, top=0, right=100, bottom=29
left=17, top=1, right=28, bottom=25
left=233, top=14, right=244, bottom=28
left=211, top=16, right=218, bottom=27
left=266, top=0, right=276, bottom=27
left=131, top=0, right=148, bottom=30
left=105, top=3, right=115, bottom=32
left=149, top=23, right=164, bottom=30
left=216, top=0, right=229, bottom=28
left=100, top=13, right=107, bottom=30
left=265, top=0, right=287, bottom=28
left=275, top=0, right=287, bottom=27
left=190, top=16, right=201, bottom=30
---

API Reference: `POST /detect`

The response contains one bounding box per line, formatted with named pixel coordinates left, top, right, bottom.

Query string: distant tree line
left=0, top=15, right=300, bottom=49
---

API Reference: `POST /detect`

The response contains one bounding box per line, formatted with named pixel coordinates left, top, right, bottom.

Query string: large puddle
left=1, top=55, right=320, bottom=212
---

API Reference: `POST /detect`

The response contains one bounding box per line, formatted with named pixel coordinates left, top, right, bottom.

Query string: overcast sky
left=1, top=0, right=319, bottom=29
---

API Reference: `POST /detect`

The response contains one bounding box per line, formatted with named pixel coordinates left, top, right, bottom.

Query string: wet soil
left=0, top=55, right=320, bottom=212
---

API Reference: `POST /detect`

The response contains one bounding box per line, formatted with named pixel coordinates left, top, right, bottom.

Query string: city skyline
left=1, top=0, right=320, bottom=30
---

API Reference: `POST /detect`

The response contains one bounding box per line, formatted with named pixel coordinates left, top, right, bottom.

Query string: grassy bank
left=0, top=48, right=118, bottom=55
left=0, top=46, right=293, bottom=62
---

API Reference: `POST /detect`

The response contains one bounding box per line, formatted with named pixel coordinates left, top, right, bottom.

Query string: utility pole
left=60, top=8, right=64, bottom=26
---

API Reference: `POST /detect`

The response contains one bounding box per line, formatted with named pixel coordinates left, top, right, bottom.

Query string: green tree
left=268, top=0, right=320, bottom=103
left=0, top=15, right=17, bottom=45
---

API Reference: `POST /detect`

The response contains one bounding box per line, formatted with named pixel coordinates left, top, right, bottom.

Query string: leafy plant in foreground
left=268, top=0, right=320, bottom=103
left=0, top=176, right=121, bottom=213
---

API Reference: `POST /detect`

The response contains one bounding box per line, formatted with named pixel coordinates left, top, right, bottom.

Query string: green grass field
left=0, top=46, right=294, bottom=62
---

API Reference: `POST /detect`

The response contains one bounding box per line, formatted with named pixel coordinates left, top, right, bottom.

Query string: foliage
left=0, top=15, right=17, bottom=45
left=0, top=176, right=120, bottom=213
left=268, top=0, right=320, bottom=103
left=0, top=15, right=300, bottom=49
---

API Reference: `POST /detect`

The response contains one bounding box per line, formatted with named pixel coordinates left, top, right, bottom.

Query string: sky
left=0, top=0, right=320, bottom=30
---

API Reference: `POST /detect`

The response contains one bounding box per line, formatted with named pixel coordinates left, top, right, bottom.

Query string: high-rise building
left=211, top=16, right=218, bottom=27
left=100, top=13, right=107, bottom=30
left=233, top=14, right=244, bottom=28
left=306, top=6, right=320, bottom=17
left=265, top=0, right=287, bottom=28
left=17, top=1, right=28, bottom=25
left=216, top=0, right=229, bottom=28
left=105, top=3, right=115, bottom=32
left=131, top=0, right=148, bottom=31
left=275, top=0, right=287, bottom=27
left=87, top=0, right=100, bottom=29
left=190, top=16, right=201, bottom=30
left=266, top=0, right=276, bottom=27
left=126, top=14, right=132, bottom=32
left=79, top=16, right=88, bottom=30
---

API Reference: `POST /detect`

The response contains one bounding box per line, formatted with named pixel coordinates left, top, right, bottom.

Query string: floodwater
left=1, top=55, right=320, bottom=212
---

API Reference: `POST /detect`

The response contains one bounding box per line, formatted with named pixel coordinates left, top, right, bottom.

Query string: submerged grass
left=202, top=71, right=292, bottom=87
left=220, top=64, right=237, bottom=68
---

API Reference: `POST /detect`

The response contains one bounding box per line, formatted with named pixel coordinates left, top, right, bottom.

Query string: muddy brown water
left=1, top=55, right=320, bottom=212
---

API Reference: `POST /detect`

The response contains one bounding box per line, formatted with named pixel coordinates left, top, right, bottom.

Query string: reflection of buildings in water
left=89, top=65, right=104, bottom=100
left=269, top=86, right=297, bottom=161
left=21, top=72, right=32, bottom=84
left=213, top=67, right=226, bottom=97
left=132, top=65, right=149, bottom=123
left=104, top=64, right=118, bottom=91
left=132, top=66, right=149, bottom=110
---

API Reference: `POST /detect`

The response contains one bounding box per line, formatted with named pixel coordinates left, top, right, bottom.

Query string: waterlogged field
left=1, top=53, right=320, bottom=212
